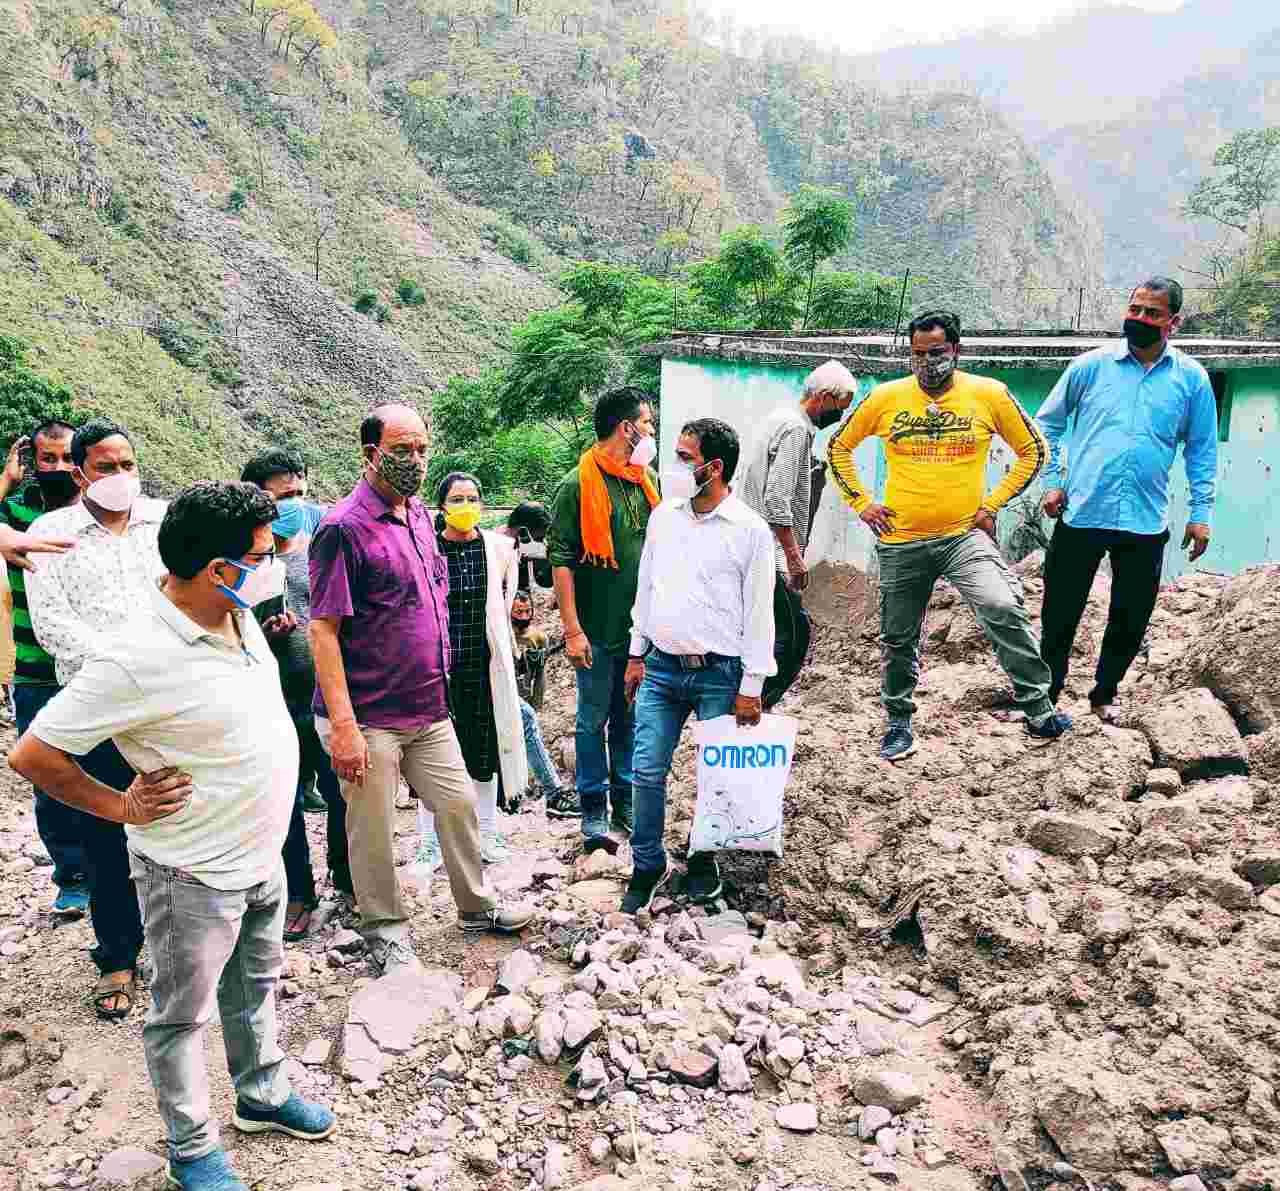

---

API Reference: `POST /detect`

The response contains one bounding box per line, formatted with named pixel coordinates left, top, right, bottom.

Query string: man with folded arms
left=11, top=481, right=334, bottom=1191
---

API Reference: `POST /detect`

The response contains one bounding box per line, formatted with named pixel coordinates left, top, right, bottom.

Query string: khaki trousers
left=317, top=717, right=492, bottom=943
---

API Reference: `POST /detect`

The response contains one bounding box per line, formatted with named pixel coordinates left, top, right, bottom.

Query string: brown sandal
left=93, top=969, right=135, bottom=1020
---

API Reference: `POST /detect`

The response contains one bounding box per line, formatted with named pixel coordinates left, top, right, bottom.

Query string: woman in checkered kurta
left=415, top=472, right=526, bottom=870
left=440, top=529, right=497, bottom=782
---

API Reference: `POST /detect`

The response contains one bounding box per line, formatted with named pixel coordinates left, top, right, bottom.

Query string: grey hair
left=802, top=359, right=856, bottom=399
left=1132, top=276, right=1183, bottom=315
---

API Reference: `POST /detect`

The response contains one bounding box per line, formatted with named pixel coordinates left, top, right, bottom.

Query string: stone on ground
left=94, top=1148, right=166, bottom=1187
left=775, top=1102, right=818, bottom=1132
left=853, top=1071, right=923, bottom=1113
left=1138, top=687, right=1248, bottom=777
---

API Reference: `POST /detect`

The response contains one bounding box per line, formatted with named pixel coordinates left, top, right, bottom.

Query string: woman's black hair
left=435, top=470, right=483, bottom=508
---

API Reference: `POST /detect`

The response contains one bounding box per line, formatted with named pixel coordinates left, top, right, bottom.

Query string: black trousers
left=281, top=710, right=351, bottom=903
left=1040, top=520, right=1169, bottom=707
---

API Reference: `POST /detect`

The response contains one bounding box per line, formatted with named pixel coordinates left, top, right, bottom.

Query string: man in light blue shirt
left=1036, top=276, right=1218, bottom=719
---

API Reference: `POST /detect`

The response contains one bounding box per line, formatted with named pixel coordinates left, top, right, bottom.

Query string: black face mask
left=1123, top=318, right=1163, bottom=350
left=511, top=617, right=532, bottom=632
left=35, top=469, right=79, bottom=506
left=814, top=405, right=844, bottom=430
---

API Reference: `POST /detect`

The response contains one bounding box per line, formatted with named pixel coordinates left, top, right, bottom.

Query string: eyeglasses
left=243, top=550, right=277, bottom=563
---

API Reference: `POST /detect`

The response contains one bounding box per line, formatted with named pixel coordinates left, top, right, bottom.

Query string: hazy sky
left=700, top=0, right=1186, bottom=53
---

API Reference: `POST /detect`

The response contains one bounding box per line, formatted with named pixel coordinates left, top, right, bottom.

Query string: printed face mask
left=911, top=351, right=956, bottom=392
left=444, top=505, right=482, bottom=533
left=271, top=497, right=306, bottom=540
left=661, top=460, right=711, bottom=502
left=216, top=557, right=283, bottom=610
left=86, top=471, right=141, bottom=512
left=374, top=448, right=425, bottom=496
left=1123, top=318, right=1163, bottom=349
left=628, top=429, right=658, bottom=468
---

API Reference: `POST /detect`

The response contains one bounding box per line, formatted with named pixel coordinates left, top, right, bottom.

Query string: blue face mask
left=271, top=497, right=306, bottom=540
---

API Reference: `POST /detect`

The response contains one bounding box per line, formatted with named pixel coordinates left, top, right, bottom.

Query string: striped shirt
left=0, top=486, right=57, bottom=685
left=736, top=406, right=816, bottom=572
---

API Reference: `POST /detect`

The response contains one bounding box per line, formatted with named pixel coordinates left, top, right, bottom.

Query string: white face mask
left=629, top=432, right=658, bottom=468
left=519, top=539, right=548, bottom=560
left=661, top=461, right=709, bottom=502
left=86, top=471, right=141, bottom=512
left=216, top=558, right=284, bottom=610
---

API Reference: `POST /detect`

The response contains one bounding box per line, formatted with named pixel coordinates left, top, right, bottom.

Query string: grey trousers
left=130, top=850, right=291, bottom=1163
left=877, top=528, right=1054, bottom=722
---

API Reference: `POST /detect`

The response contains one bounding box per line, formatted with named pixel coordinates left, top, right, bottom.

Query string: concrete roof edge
left=642, top=335, right=1280, bottom=373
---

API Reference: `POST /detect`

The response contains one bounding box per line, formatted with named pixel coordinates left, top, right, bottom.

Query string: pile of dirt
left=614, top=562, right=1280, bottom=1189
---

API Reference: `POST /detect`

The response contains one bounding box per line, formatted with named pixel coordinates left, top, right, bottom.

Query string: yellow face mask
left=444, top=505, right=482, bottom=533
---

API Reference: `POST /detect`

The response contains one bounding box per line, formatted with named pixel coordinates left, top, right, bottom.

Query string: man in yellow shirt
left=828, top=311, right=1072, bottom=760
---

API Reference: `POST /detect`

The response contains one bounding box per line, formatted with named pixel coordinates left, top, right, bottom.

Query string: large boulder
left=1138, top=688, right=1248, bottom=779
left=1190, top=565, right=1280, bottom=733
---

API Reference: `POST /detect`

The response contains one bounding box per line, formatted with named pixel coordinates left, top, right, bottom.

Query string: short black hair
left=593, top=387, right=650, bottom=442
left=436, top=470, right=482, bottom=508
left=241, top=447, right=307, bottom=489
left=508, top=501, right=550, bottom=534
left=906, top=310, right=961, bottom=346
left=71, top=418, right=131, bottom=468
left=681, top=417, right=741, bottom=485
left=159, top=481, right=278, bottom=580
left=359, top=411, right=385, bottom=449
left=1132, top=276, right=1183, bottom=315
left=30, top=419, right=76, bottom=448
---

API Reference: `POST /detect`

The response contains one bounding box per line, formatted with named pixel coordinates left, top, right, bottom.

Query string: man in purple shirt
left=309, top=405, right=532, bottom=974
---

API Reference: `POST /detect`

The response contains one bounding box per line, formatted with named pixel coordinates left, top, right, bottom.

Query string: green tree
left=1185, top=128, right=1280, bottom=242
left=782, top=185, right=854, bottom=328
left=807, top=270, right=898, bottom=329
left=716, top=225, right=784, bottom=328
left=0, top=336, right=80, bottom=449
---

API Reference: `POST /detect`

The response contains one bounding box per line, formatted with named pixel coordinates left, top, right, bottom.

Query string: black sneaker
left=1026, top=710, right=1073, bottom=746
left=581, top=808, right=619, bottom=855
left=621, top=865, right=670, bottom=915
left=879, top=721, right=916, bottom=762
left=684, top=854, right=723, bottom=903
left=546, top=788, right=581, bottom=818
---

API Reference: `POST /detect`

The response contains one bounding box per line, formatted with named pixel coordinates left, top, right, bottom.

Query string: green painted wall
left=659, top=356, right=1280, bottom=582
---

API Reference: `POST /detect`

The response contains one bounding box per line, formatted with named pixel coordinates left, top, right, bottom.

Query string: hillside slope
left=346, top=0, right=1107, bottom=327
left=0, top=0, right=557, bottom=496
left=855, top=0, right=1280, bottom=137
left=1036, top=29, right=1280, bottom=286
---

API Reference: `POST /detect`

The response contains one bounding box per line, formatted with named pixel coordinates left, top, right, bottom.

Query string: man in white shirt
left=622, top=418, right=777, bottom=914
left=11, top=481, right=335, bottom=1191
left=23, top=419, right=166, bottom=1020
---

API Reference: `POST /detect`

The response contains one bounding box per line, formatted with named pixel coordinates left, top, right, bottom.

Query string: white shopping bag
left=689, top=714, right=798, bottom=858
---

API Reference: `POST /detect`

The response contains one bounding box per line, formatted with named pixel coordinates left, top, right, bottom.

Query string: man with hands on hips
left=1036, top=277, right=1217, bottom=721
left=620, top=417, right=776, bottom=915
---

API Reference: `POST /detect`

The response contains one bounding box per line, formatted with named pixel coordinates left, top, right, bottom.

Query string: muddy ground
left=1, top=557, right=1277, bottom=1191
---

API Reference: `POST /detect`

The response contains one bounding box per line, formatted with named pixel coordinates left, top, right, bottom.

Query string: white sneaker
left=480, top=834, right=512, bottom=864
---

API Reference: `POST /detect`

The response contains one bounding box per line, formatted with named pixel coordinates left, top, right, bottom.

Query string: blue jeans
left=631, top=650, right=741, bottom=873
left=573, top=640, right=634, bottom=820
left=130, top=850, right=290, bottom=1162
left=521, top=698, right=561, bottom=792
left=14, top=682, right=143, bottom=973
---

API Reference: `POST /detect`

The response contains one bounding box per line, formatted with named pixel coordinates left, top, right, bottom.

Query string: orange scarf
left=578, top=444, right=659, bottom=569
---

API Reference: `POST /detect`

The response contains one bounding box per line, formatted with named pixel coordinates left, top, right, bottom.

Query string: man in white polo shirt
left=621, top=417, right=777, bottom=914
left=10, top=482, right=335, bottom=1191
